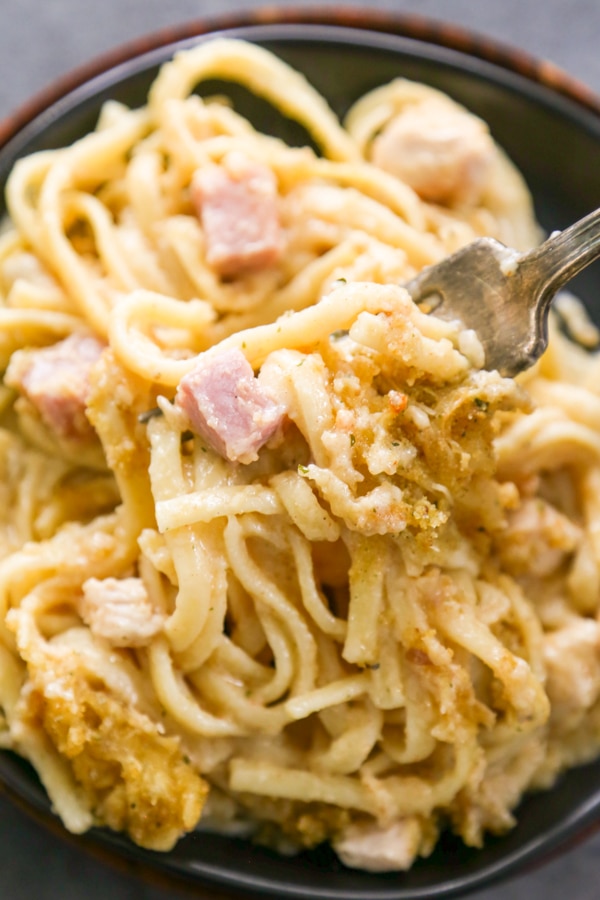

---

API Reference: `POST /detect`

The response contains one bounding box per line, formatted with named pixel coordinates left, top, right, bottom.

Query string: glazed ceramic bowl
left=1, top=9, right=600, bottom=899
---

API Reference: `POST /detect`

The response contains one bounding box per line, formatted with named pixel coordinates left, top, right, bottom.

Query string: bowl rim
left=2, top=6, right=600, bottom=900
left=1, top=4, right=600, bottom=153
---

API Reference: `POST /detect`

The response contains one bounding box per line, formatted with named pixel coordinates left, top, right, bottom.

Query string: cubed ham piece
left=371, top=99, right=495, bottom=206
left=174, top=347, right=284, bottom=464
left=191, top=152, right=283, bottom=277
left=80, top=576, right=165, bottom=648
left=5, top=333, right=105, bottom=440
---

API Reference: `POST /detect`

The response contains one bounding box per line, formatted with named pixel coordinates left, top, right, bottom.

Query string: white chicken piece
left=80, top=576, right=165, bottom=647
left=333, top=818, right=423, bottom=872
left=544, top=617, right=600, bottom=732
left=371, top=98, right=495, bottom=206
left=497, top=497, right=581, bottom=577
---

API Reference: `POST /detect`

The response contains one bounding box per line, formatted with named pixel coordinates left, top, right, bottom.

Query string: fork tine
left=404, top=210, right=600, bottom=377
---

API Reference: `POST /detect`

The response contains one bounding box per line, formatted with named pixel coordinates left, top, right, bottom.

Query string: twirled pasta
left=0, top=39, right=599, bottom=871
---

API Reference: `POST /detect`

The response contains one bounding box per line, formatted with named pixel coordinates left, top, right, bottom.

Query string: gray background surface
left=1, top=1, right=600, bottom=898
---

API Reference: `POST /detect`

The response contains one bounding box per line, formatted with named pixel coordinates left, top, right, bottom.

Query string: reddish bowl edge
left=0, top=5, right=599, bottom=152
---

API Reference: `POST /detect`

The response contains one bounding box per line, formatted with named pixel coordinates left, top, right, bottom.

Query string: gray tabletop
left=1, top=2, right=600, bottom=899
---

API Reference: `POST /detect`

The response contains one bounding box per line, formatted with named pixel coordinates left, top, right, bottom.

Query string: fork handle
left=519, top=206, right=600, bottom=304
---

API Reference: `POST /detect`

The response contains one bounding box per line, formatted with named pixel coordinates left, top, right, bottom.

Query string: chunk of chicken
left=80, top=577, right=165, bottom=647
left=544, top=618, right=600, bottom=732
left=333, top=818, right=423, bottom=872
left=496, top=497, right=581, bottom=577
left=371, top=98, right=495, bottom=206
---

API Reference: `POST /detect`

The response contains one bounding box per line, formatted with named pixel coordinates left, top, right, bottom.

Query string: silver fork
left=404, top=207, right=600, bottom=377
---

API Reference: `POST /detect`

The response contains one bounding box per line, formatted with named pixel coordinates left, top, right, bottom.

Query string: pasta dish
left=1, top=38, right=600, bottom=872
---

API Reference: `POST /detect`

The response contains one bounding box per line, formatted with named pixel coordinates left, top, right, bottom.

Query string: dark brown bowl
left=1, top=9, right=600, bottom=899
